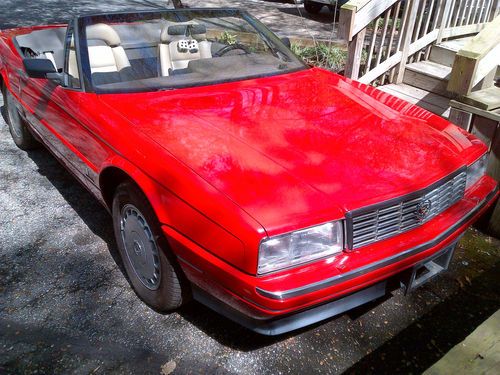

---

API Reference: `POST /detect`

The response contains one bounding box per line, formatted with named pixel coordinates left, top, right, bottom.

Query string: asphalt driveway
left=0, top=0, right=339, bottom=40
left=1, top=1, right=500, bottom=374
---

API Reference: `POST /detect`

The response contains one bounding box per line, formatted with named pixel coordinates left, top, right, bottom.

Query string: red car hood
left=99, top=68, right=486, bottom=235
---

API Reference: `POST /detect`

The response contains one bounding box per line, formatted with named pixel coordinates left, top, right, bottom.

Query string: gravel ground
left=1, top=1, right=500, bottom=374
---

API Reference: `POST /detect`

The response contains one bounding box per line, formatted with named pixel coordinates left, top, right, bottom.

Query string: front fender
left=99, top=156, right=251, bottom=273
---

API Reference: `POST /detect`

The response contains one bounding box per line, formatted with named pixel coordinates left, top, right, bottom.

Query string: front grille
left=347, top=170, right=467, bottom=249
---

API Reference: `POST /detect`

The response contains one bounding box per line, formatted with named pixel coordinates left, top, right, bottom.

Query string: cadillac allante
left=0, top=8, right=498, bottom=335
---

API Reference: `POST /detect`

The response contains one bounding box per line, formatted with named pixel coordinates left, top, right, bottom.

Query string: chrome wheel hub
left=120, top=204, right=161, bottom=290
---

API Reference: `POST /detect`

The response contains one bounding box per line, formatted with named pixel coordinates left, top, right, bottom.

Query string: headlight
left=258, top=221, right=344, bottom=275
left=466, top=153, right=488, bottom=189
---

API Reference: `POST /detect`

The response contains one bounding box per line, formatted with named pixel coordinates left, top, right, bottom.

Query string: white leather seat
left=158, top=24, right=212, bottom=77
left=86, top=23, right=131, bottom=74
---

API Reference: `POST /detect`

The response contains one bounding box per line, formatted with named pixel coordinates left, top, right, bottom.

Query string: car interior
left=14, top=16, right=302, bottom=92
left=15, top=27, right=67, bottom=71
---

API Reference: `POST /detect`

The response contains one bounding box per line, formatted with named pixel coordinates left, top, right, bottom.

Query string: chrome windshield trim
left=256, top=186, right=498, bottom=301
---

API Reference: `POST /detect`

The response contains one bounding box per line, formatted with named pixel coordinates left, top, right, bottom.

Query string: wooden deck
left=378, top=83, right=451, bottom=118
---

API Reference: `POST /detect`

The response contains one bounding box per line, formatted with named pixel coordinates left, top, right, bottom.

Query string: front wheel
left=304, top=1, right=324, bottom=14
left=2, top=85, right=38, bottom=150
left=112, top=181, right=189, bottom=311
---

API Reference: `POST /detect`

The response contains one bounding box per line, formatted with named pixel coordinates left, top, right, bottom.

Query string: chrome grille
left=348, top=171, right=467, bottom=249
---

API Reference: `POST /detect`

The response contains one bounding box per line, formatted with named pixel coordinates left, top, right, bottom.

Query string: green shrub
left=217, top=31, right=237, bottom=45
left=291, top=43, right=347, bottom=72
left=375, top=17, right=401, bottom=30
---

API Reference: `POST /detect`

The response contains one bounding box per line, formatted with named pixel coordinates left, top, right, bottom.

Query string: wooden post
left=437, top=0, right=453, bottom=44
left=344, top=29, right=366, bottom=79
left=448, top=15, right=500, bottom=96
left=339, top=5, right=357, bottom=42
left=449, top=107, right=473, bottom=131
left=395, top=0, right=420, bottom=83
left=491, top=0, right=500, bottom=19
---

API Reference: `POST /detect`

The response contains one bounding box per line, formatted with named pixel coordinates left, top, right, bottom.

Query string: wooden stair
left=403, top=60, right=453, bottom=98
left=382, top=36, right=500, bottom=119
left=380, top=37, right=470, bottom=118
left=429, top=44, right=458, bottom=68
left=429, top=37, right=474, bottom=67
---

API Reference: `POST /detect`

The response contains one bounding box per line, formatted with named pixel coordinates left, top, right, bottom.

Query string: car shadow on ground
left=277, top=6, right=337, bottom=23
left=344, top=263, right=500, bottom=373
left=177, top=290, right=396, bottom=351
left=24, top=147, right=123, bottom=271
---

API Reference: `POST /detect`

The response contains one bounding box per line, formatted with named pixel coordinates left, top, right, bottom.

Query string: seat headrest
left=160, top=23, right=207, bottom=43
left=86, top=23, right=121, bottom=46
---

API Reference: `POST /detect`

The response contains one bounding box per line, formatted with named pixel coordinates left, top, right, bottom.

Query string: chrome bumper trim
left=256, top=186, right=498, bottom=301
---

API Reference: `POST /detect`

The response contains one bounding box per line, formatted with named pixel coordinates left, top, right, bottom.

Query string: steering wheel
left=213, top=43, right=251, bottom=57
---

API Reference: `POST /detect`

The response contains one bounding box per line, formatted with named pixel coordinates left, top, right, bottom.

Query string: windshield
left=77, top=9, right=306, bottom=93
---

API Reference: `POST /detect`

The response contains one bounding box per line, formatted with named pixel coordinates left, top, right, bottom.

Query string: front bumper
left=193, top=238, right=459, bottom=335
left=164, top=176, right=498, bottom=335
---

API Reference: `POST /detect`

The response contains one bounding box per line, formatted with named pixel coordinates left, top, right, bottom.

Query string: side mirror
left=23, top=58, right=56, bottom=79
left=281, top=37, right=291, bottom=49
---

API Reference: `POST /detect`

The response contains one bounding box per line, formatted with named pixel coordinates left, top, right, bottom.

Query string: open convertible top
left=15, top=8, right=306, bottom=93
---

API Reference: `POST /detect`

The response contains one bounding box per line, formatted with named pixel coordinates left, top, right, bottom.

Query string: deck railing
left=340, top=0, right=499, bottom=85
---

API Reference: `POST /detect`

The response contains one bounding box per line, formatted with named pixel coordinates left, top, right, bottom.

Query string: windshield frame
left=75, top=8, right=308, bottom=94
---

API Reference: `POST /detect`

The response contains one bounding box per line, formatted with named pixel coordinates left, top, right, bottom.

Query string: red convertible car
left=0, top=9, right=498, bottom=335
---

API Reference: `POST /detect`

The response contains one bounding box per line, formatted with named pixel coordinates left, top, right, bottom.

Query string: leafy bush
left=217, top=31, right=237, bottom=45
left=291, top=43, right=347, bottom=72
left=375, top=17, right=401, bottom=30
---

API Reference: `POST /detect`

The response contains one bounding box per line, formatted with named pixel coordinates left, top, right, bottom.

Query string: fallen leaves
left=161, top=360, right=176, bottom=375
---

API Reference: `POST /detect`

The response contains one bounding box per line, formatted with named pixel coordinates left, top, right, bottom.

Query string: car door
left=20, top=21, right=110, bottom=197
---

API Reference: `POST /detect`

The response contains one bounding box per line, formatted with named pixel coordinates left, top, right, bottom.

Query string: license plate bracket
left=402, top=240, right=459, bottom=294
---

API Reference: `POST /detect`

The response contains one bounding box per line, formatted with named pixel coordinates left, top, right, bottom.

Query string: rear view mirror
left=23, top=58, right=56, bottom=79
left=168, top=24, right=207, bottom=36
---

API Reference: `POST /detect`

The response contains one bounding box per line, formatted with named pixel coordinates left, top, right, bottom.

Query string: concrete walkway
left=182, top=0, right=340, bottom=40
left=425, top=309, right=500, bottom=375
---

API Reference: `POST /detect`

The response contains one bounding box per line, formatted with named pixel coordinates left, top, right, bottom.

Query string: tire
left=2, top=84, right=38, bottom=150
left=304, top=1, right=323, bottom=14
left=112, top=181, right=189, bottom=311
